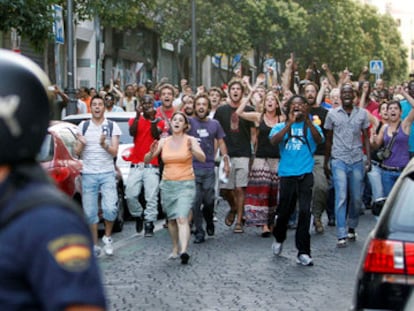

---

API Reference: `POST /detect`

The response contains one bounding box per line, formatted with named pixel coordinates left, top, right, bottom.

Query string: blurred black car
left=351, top=159, right=414, bottom=311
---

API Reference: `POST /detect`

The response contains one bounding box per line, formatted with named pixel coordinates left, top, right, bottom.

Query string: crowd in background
left=54, top=55, right=414, bottom=265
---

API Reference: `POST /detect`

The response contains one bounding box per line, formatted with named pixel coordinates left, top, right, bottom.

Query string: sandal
left=225, top=210, right=236, bottom=227
left=233, top=223, right=244, bottom=233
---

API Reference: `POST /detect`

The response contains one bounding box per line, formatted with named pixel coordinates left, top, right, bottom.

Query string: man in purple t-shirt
left=188, top=93, right=230, bottom=243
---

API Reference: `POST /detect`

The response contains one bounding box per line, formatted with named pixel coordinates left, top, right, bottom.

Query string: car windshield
left=37, top=134, right=53, bottom=162
left=114, top=121, right=133, bottom=145
left=389, top=173, right=414, bottom=230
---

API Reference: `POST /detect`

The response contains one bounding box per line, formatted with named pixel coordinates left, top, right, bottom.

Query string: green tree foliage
left=155, top=0, right=251, bottom=82
left=0, top=0, right=154, bottom=51
left=242, top=0, right=307, bottom=72
left=291, top=0, right=407, bottom=83
left=0, top=0, right=55, bottom=50
left=1, top=0, right=408, bottom=83
left=76, top=0, right=154, bottom=30
left=157, top=0, right=407, bottom=83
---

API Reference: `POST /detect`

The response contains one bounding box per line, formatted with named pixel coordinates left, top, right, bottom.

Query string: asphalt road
left=99, top=200, right=377, bottom=311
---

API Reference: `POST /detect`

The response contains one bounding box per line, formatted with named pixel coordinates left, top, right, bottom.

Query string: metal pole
left=191, top=0, right=197, bottom=91
left=66, top=0, right=78, bottom=115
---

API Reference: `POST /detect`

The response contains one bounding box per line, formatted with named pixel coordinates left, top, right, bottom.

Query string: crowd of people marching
left=66, top=56, right=414, bottom=267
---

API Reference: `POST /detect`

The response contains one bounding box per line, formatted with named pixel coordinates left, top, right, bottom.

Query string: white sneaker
left=167, top=253, right=178, bottom=260
left=296, top=254, right=314, bottom=266
left=93, top=245, right=102, bottom=257
left=102, top=235, right=114, bottom=256
left=272, top=241, right=283, bottom=256
left=347, top=232, right=358, bottom=241
left=337, top=238, right=348, bottom=248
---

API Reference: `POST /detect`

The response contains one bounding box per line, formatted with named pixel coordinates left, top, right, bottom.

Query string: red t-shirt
left=128, top=116, right=165, bottom=165
left=155, top=107, right=175, bottom=136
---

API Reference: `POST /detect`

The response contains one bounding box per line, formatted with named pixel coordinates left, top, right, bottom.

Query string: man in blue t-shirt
left=188, top=93, right=229, bottom=243
left=269, top=95, right=324, bottom=266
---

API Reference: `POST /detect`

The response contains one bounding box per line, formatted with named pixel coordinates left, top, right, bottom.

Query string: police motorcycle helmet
left=0, top=49, right=53, bottom=165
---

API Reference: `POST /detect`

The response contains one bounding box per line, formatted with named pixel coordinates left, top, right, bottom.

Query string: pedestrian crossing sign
left=369, top=60, right=384, bottom=74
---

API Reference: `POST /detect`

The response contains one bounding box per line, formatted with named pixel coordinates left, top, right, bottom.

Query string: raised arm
left=281, top=56, right=294, bottom=94
left=357, top=66, right=369, bottom=82
left=316, top=78, right=330, bottom=107
left=321, top=63, right=337, bottom=88
left=399, top=86, right=414, bottom=134
left=235, top=76, right=264, bottom=123
left=109, top=79, right=124, bottom=104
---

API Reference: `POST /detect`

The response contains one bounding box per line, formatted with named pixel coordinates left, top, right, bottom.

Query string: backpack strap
left=83, top=119, right=113, bottom=137
left=284, top=121, right=312, bottom=154
left=82, top=120, right=90, bottom=136
left=107, top=120, right=114, bottom=137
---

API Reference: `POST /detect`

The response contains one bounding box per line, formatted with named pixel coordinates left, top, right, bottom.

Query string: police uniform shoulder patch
left=48, top=234, right=92, bottom=272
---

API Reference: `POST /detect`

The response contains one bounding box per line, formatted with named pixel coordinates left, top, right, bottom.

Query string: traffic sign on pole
left=53, top=5, right=65, bottom=45
left=369, top=60, right=384, bottom=75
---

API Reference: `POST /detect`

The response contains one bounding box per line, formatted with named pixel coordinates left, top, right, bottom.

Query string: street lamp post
left=66, top=0, right=77, bottom=115
left=191, top=0, right=197, bottom=92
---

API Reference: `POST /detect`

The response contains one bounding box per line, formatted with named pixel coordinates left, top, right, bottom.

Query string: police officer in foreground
left=0, top=50, right=106, bottom=310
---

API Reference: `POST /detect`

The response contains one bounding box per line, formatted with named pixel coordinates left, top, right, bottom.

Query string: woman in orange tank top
left=144, top=111, right=205, bottom=264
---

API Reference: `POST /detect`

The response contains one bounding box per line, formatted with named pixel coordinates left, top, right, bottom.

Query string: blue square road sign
left=370, top=60, right=384, bottom=75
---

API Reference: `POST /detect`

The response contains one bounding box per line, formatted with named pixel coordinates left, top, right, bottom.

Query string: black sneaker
left=135, top=217, right=144, bottom=233
left=180, top=252, right=190, bottom=265
left=144, top=222, right=154, bottom=237
left=206, top=221, right=215, bottom=236
left=194, top=236, right=205, bottom=244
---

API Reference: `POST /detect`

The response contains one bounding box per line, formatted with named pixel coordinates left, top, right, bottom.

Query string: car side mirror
left=372, top=197, right=387, bottom=216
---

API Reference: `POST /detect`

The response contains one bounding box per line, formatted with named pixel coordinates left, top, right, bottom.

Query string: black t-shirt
left=309, top=106, right=328, bottom=155
left=214, top=104, right=255, bottom=157
left=256, top=119, right=279, bottom=158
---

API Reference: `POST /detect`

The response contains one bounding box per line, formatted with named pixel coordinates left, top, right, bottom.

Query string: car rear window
left=389, top=173, right=414, bottom=230
left=65, top=117, right=133, bottom=145
left=114, top=121, right=133, bottom=145
left=57, top=127, right=78, bottom=158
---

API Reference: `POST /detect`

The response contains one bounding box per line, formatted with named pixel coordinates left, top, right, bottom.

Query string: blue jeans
left=331, top=159, right=364, bottom=239
left=193, top=168, right=216, bottom=238
left=125, top=166, right=160, bottom=222
left=82, top=172, right=118, bottom=224
left=381, top=169, right=401, bottom=197
left=367, top=162, right=384, bottom=202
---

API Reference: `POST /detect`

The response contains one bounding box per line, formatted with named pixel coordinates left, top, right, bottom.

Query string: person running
left=324, top=83, right=371, bottom=248
left=372, top=86, right=414, bottom=196
left=125, top=95, right=165, bottom=237
left=236, top=90, right=285, bottom=237
left=75, top=96, right=122, bottom=256
left=144, top=111, right=205, bottom=264
left=214, top=79, right=256, bottom=233
left=269, top=95, right=324, bottom=266
left=187, top=93, right=229, bottom=243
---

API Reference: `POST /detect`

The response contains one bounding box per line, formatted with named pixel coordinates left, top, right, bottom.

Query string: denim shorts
left=82, top=172, right=118, bottom=224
